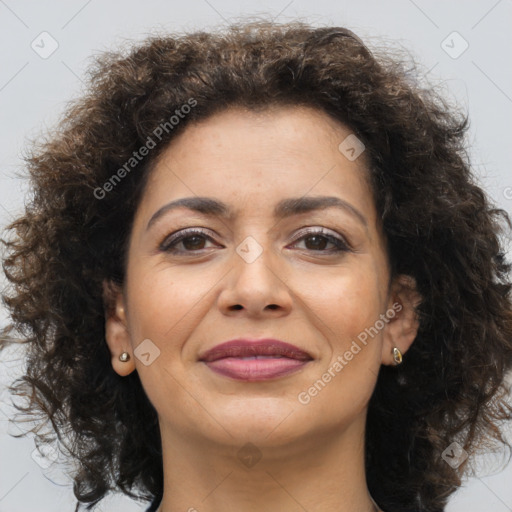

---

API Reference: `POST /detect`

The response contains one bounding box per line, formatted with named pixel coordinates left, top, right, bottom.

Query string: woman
left=1, top=20, right=512, bottom=512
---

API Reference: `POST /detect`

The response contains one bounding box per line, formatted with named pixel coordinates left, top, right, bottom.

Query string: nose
left=216, top=239, right=293, bottom=318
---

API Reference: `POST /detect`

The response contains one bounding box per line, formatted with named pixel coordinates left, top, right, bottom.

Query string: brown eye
left=290, top=228, right=351, bottom=253
left=181, top=235, right=207, bottom=250
left=303, top=234, right=331, bottom=250
left=159, top=228, right=218, bottom=254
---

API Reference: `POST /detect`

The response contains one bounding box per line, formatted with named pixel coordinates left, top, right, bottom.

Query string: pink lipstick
left=199, top=338, right=313, bottom=381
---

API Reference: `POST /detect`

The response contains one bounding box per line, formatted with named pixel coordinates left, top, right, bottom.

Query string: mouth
left=199, top=338, right=313, bottom=381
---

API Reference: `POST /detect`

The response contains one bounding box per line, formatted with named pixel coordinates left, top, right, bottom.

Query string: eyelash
left=159, top=227, right=351, bottom=255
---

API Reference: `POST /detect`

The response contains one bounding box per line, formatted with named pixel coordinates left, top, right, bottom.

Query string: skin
left=104, top=105, right=421, bottom=512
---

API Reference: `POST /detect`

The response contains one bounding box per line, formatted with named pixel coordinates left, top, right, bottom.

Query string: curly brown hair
left=2, top=20, right=512, bottom=512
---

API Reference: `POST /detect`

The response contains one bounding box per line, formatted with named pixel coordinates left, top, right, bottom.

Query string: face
left=105, top=105, right=419, bottom=450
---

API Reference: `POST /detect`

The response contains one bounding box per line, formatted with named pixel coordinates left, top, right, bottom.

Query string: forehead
left=139, top=105, right=375, bottom=223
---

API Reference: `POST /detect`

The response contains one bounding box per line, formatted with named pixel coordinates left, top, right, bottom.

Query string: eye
left=289, top=227, right=351, bottom=253
left=159, top=226, right=351, bottom=255
left=159, top=228, right=220, bottom=254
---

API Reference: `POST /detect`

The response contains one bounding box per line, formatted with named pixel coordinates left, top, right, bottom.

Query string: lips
left=199, top=339, right=313, bottom=362
left=199, top=339, right=313, bottom=381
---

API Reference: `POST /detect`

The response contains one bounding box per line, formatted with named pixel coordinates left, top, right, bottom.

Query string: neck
left=156, top=412, right=381, bottom=512
left=156, top=497, right=381, bottom=512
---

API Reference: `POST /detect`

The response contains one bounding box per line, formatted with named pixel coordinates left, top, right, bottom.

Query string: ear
left=381, top=274, right=422, bottom=366
left=103, top=279, right=135, bottom=376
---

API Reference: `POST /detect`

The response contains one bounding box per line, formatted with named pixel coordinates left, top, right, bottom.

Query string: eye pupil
left=305, top=235, right=328, bottom=250
left=183, top=235, right=205, bottom=250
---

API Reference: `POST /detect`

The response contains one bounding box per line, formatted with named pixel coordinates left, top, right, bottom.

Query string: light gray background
left=1, top=1, right=511, bottom=511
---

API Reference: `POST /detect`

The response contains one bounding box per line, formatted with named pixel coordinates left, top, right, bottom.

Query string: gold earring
left=119, top=352, right=131, bottom=362
left=392, top=347, right=403, bottom=365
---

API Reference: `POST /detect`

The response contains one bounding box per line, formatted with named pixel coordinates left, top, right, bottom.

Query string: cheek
left=292, top=275, right=384, bottom=429
left=124, top=259, right=216, bottom=344
left=294, top=261, right=384, bottom=346
left=122, top=262, right=215, bottom=416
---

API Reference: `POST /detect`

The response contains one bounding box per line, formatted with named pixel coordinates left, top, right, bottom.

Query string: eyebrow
left=146, top=195, right=368, bottom=231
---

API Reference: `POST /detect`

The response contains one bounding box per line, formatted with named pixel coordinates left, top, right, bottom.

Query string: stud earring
left=119, top=352, right=131, bottom=362
left=392, top=347, right=403, bottom=365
